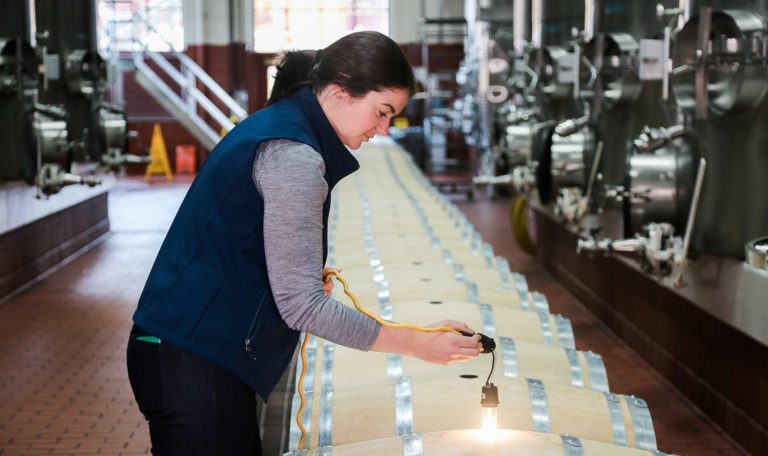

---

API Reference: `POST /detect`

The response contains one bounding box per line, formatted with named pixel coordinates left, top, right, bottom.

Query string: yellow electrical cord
left=295, top=270, right=462, bottom=450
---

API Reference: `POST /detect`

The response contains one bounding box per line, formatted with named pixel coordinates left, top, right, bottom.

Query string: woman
left=127, top=31, right=481, bottom=455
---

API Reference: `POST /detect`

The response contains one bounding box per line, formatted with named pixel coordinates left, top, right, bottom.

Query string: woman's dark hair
left=266, top=31, right=415, bottom=106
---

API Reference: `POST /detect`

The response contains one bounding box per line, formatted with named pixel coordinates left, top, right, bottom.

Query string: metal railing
left=102, top=7, right=247, bottom=150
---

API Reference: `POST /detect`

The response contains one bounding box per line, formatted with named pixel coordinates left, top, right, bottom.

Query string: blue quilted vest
left=132, top=87, right=359, bottom=399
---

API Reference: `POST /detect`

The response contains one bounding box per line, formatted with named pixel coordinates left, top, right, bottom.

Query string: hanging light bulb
left=480, top=383, right=499, bottom=440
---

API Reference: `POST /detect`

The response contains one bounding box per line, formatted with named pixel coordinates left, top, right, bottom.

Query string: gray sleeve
left=254, top=139, right=381, bottom=351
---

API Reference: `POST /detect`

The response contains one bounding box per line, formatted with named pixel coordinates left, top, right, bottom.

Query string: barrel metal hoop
left=368, top=251, right=382, bottom=267
left=466, top=281, right=479, bottom=304
left=483, top=243, right=495, bottom=269
left=442, top=249, right=454, bottom=264
left=564, top=348, right=585, bottom=388
left=626, top=395, right=658, bottom=450
left=512, top=272, right=528, bottom=294
left=479, top=303, right=497, bottom=337
left=369, top=269, right=385, bottom=288
left=318, top=390, right=334, bottom=447
left=532, top=291, right=550, bottom=313
left=518, top=290, right=531, bottom=310
left=387, top=353, right=404, bottom=379
left=500, top=337, right=519, bottom=378
left=402, top=433, right=424, bottom=456
left=473, top=230, right=483, bottom=246
left=395, top=376, right=414, bottom=436
left=496, top=257, right=512, bottom=288
left=603, top=392, right=628, bottom=446
left=321, top=344, right=335, bottom=392
left=526, top=378, right=551, bottom=433
left=377, top=281, right=392, bottom=319
left=560, top=435, right=585, bottom=456
left=555, top=314, right=576, bottom=349
left=584, top=351, right=609, bottom=393
left=453, top=263, right=466, bottom=282
left=536, top=310, right=554, bottom=346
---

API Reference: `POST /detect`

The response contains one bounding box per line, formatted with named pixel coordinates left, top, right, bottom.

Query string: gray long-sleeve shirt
left=254, top=139, right=381, bottom=351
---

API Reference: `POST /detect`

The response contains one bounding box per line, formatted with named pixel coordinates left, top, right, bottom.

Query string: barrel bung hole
left=460, top=374, right=478, bottom=379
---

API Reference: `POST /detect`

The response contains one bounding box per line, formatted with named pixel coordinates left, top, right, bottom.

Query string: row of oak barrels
left=284, top=142, right=672, bottom=456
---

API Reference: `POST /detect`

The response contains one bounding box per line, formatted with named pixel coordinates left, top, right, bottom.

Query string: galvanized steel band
left=564, top=348, right=584, bottom=388
left=526, top=378, right=551, bottom=433
left=395, top=376, right=414, bottom=436
left=478, top=303, right=496, bottom=337
left=536, top=310, right=554, bottom=346
left=555, top=314, right=576, bottom=349
left=626, top=395, right=658, bottom=450
left=500, top=337, right=519, bottom=378
left=318, top=343, right=335, bottom=447
left=402, top=433, right=424, bottom=456
left=531, top=291, right=550, bottom=313
left=560, top=435, right=585, bottom=456
left=602, top=392, right=628, bottom=446
left=584, top=351, right=609, bottom=393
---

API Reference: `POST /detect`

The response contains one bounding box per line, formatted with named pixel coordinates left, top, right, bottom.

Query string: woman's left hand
left=322, top=267, right=342, bottom=295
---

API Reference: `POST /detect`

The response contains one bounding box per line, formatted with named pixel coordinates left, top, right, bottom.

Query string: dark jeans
left=126, top=325, right=263, bottom=456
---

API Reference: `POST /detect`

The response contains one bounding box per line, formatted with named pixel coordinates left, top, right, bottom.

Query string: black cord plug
left=460, top=331, right=496, bottom=354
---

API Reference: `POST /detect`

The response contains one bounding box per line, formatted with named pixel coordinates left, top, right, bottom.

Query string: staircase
left=101, top=6, right=246, bottom=151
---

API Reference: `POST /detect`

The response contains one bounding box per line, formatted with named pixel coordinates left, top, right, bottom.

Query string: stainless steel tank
left=551, top=126, right=596, bottom=190
left=600, top=32, right=641, bottom=109
left=671, top=8, right=768, bottom=117
left=669, top=1, right=768, bottom=256
left=624, top=131, right=695, bottom=235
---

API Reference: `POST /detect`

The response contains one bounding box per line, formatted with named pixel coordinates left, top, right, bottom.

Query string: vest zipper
left=244, top=289, right=270, bottom=353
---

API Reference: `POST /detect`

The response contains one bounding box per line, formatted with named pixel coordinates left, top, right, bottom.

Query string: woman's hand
left=370, top=322, right=482, bottom=365
left=322, top=267, right=342, bottom=296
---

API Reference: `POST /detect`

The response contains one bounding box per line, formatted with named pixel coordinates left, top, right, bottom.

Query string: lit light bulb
left=479, top=383, right=500, bottom=441
left=481, top=406, right=498, bottom=431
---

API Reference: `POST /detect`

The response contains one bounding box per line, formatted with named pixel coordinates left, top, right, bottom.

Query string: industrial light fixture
left=473, top=333, right=499, bottom=439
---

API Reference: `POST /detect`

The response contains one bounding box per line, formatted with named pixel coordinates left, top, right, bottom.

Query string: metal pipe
left=513, top=0, right=529, bottom=56
left=662, top=27, right=671, bottom=101
left=584, top=0, right=597, bottom=43
left=532, top=0, right=543, bottom=49
left=678, top=0, right=691, bottom=31
left=584, top=141, right=604, bottom=203
left=555, top=115, right=590, bottom=137
left=675, top=158, right=707, bottom=288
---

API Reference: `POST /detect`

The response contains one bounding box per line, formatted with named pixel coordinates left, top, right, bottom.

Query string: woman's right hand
left=370, top=324, right=481, bottom=365
left=411, top=330, right=481, bottom=365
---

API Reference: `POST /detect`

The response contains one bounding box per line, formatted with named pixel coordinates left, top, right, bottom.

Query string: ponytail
left=266, top=31, right=415, bottom=106
left=266, top=50, right=318, bottom=106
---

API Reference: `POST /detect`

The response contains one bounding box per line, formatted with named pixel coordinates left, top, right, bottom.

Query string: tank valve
left=35, top=163, right=101, bottom=197
left=555, top=115, right=590, bottom=137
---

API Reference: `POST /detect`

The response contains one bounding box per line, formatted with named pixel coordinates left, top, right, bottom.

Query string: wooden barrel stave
left=298, top=429, right=667, bottom=455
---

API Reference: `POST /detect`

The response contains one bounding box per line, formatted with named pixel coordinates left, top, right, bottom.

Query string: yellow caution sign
left=510, top=195, right=536, bottom=254
left=144, top=123, right=173, bottom=182
left=220, top=115, right=241, bottom=139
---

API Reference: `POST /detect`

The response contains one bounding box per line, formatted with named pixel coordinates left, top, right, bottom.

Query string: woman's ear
left=326, top=84, right=356, bottom=103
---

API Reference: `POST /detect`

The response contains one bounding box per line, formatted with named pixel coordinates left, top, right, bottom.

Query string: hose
left=294, top=270, right=462, bottom=450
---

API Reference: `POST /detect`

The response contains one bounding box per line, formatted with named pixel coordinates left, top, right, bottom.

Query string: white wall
left=183, top=0, right=253, bottom=46
left=389, top=0, right=465, bottom=43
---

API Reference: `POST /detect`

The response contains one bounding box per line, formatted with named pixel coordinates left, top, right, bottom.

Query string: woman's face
left=322, top=86, right=410, bottom=150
